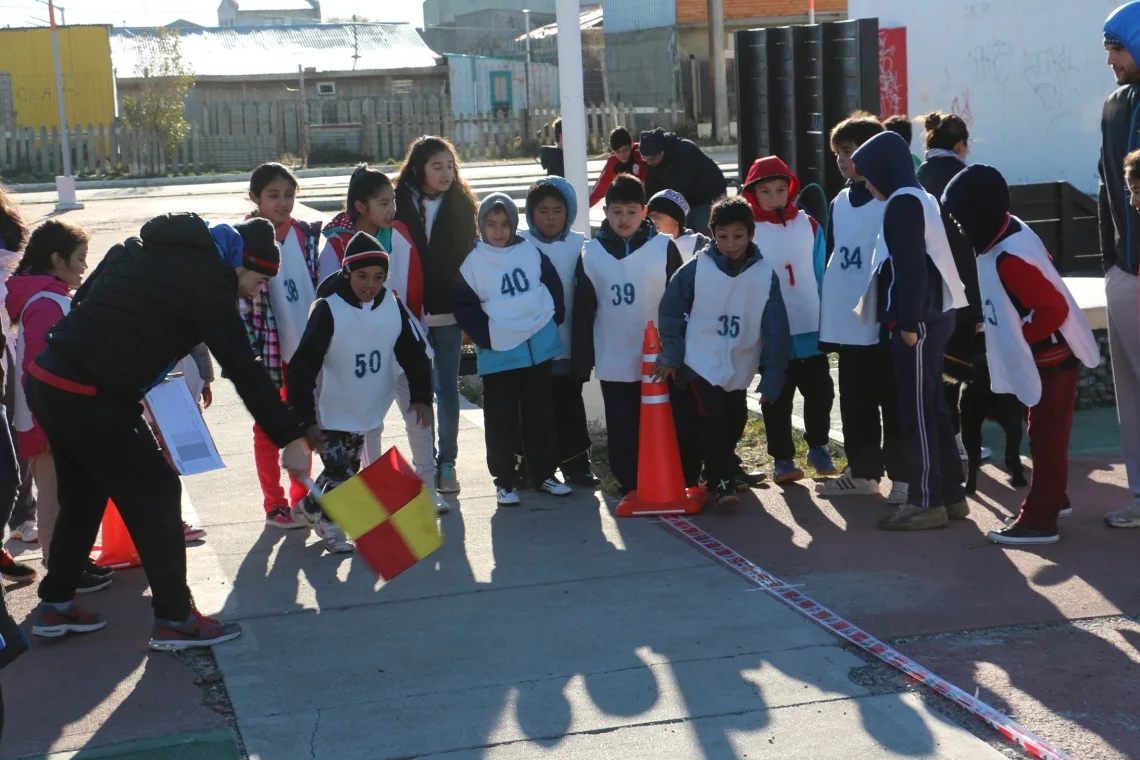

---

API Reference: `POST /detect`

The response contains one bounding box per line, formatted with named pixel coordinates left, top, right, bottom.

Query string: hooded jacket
left=4, top=273, right=70, bottom=456
left=642, top=129, right=728, bottom=209
left=917, top=154, right=982, bottom=327
left=570, top=218, right=684, bottom=379
left=319, top=211, right=424, bottom=320
left=589, top=144, right=648, bottom=207
left=852, top=131, right=950, bottom=331
left=454, top=193, right=566, bottom=375
left=658, top=240, right=790, bottom=398
left=1101, top=1, right=1140, bottom=274
left=394, top=179, right=478, bottom=319
left=743, top=156, right=826, bottom=358
left=37, top=213, right=306, bottom=447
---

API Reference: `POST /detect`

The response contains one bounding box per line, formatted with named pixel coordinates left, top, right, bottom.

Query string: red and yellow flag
left=317, top=447, right=441, bottom=580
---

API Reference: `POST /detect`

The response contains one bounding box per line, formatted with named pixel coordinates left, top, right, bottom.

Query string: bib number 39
left=354, top=350, right=383, bottom=378
left=611, top=283, right=635, bottom=305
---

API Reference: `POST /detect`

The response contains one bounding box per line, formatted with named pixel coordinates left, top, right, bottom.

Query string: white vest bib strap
left=674, top=233, right=702, bottom=262
left=684, top=254, right=772, bottom=391
left=752, top=213, right=820, bottom=335
left=14, top=291, right=71, bottom=432
left=459, top=240, right=555, bottom=352
left=582, top=234, right=669, bottom=382
left=820, top=189, right=883, bottom=346
left=977, top=222, right=1099, bottom=406
left=267, top=229, right=317, bottom=363
left=520, top=230, right=584, bottom=361
left=316, top=293, right=401, bottom=433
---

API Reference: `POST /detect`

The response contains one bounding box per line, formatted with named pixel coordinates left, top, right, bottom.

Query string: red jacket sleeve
left=995, top=255, right=1070, bottom=344
left=392, top=222, right=424, bottom=321
left=589, top=154, right=619, bottom=208
left=17, top=297, right=67, bottom=457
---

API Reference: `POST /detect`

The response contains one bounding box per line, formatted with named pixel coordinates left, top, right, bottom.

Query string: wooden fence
left=0, top=97, right=686, bottom=178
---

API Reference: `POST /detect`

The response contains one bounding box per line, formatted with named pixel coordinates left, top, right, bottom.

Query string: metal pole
left=298, top=65, right=308, bottom=165
left=555, top=0, right=588, bottom=235
left=707, top=0, right=728, bottom=142
left=48, top=0, right=81, bottom=210
left=523, top=9, right=531, bottom=139
left=808, top=0, right=816, bottom=24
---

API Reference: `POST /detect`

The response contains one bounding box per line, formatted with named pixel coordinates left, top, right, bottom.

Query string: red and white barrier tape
left=660, top=516, right=1072, bottom=760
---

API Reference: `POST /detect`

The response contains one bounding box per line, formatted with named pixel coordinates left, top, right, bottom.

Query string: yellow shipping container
left=0, top=25, right=115, bottom=131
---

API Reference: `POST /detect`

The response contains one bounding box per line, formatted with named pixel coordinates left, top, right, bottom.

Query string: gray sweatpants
left=1106, top=265, right=1140, bottom=497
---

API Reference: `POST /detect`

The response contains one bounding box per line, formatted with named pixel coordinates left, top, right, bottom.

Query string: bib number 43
left=354, top=350, right=383, bottom=378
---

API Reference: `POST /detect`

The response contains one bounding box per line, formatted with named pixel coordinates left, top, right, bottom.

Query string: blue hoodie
left=523, top=176, right=579, bottom=242
left=658, top=241, right=790, bottom=398
left=1099, top=1, right=1140, bottom=275
left=852, top=131, right=947, bottom=331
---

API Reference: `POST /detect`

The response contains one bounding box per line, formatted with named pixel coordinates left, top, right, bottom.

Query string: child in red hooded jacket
left=743, top=156, right=836, bottom=484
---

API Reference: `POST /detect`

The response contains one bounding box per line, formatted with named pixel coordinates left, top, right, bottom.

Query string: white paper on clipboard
left=144, top=376, right=225, bottom=476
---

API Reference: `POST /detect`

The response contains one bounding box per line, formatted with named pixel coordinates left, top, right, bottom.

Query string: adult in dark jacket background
left=639, top=127, right=727, bottom=235
left=916, top=110, right=985, bottom=459
left=393, top=136, right=479, bottom=496
left=1101, top=1, right=1140, bottom=528
left=25, top=213, right=320, bottom=651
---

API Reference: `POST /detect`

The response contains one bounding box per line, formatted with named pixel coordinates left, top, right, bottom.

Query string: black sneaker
left=735, top=469, right=768, bottom=489
left=569, top=470, right=601, bottom=488
left=711, top=480, right=740, bottom=513
left=85, top=558, right=115, bottom=579
left=987, top=523, right=1059, bottom=545
left=75, top=570, right=113, bottom=594
left=0, top=550, right=36, bottom=583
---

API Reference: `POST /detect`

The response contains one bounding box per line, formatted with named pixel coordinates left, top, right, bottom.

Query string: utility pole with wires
left=808, top=0, right=816, bottom=24
left=46, top=0, right=82, bottom=211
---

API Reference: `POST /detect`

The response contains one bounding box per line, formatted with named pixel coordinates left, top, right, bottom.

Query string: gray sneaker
left=1105, top=500, right=1140, bottom=528
left=878, top=505, right=949, bottom=531
left=945, top=500, right=970, bottom=520
left=437, top=463, right=461, bottom=494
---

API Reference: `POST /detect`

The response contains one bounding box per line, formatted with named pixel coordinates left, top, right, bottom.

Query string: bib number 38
left=284, top=278, right=300, bottom=303
left=354, top=350, right=383, bottom=378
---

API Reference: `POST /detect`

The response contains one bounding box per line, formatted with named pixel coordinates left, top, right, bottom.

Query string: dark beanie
left=941, top=164, right=1011, bottom=254
left=341, top=231, right=390, bottom=273
left=234, top=218, right=280, bottom=276
left=639, top=127, right=666, bottom=157
left=647, top=189, right=690, bottom=229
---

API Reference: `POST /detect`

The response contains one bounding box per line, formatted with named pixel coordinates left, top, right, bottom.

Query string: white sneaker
left=433, top=492, right=452, bottom=515
left=10, top=520, right=38, bottom=543
left=315, top=519, right=354, bottom=553
left=1105, top=500, right=1140, bottom=528
left=290, top=501, right=320, bottom=528
left=956, top=434, right=992, bottom=462
left=887, top=481, right=909, bottom=505
left=815, top=468, right=879, bottom=497
left=497, top=487, right=521, bottom=506
left=539, top=478, right=572, bottom=497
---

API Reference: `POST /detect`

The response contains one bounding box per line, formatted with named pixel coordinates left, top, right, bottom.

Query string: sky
left=0, top=0, right=424, bottom=29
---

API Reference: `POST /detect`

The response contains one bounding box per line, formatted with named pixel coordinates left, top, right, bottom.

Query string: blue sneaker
left=773, top=459, right=804, bottom=484
left=807, top=446, right=839, bottom=476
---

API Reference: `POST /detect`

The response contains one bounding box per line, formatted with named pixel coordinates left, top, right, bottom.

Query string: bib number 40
left=354, top=350, right=383, bottom=378
left=500, top=268, right=531, bottom=296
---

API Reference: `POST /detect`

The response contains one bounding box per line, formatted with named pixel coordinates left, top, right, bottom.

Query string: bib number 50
left=354, top=350, right=383, bottom=378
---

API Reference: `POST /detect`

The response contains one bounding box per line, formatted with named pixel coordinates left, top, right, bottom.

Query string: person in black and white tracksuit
left=818, top=112, right=909, bottom=503
left=647, top=189, right=709, bottom=263
left=571, top=175, right=684, bottom=498
left=287, top=232, right=434, bottom=554
left=852, top=131, right=970, bottom=532
left=454, top=193, right=573, bottom=506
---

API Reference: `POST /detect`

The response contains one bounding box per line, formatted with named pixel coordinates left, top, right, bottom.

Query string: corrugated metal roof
left=234, top=0, right=317, bottom=11
left=603, top=0, right=674, bottom=34
left=512, top=6, right=603, bottom=41
left=111, top=23, right=440, bottom=79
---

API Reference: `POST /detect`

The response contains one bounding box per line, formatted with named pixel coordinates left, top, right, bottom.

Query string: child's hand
left=303, top=424, right=325, bottom=452
left=201, top=383, right=213, bottom=409
left=411, top=402, right=434, bottom=429
left=651, top=361, right=678, bottom=383
left=900, top=330, right=918, bottom=347
left=760, top=394, right=774, bottom=405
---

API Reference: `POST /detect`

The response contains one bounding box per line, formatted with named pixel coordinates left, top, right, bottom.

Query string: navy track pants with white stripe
left=891, top=313, right=965, bottom=509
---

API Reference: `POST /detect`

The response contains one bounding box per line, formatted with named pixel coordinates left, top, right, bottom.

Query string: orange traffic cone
left=616, top=321, right=706, bottom=517
left=92, top=500, right=141, bottom=569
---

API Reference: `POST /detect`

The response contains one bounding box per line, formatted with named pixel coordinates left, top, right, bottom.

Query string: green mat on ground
left=27, top=730, right=241, bottom=760
left=980, top=405, right=1121, bottom=458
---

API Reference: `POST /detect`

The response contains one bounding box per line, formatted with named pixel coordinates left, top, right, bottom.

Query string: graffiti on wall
left=879, top=27, right=908, bottom=118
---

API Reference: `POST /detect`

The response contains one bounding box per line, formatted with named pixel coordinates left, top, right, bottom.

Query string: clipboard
left=144, top=376, right=225, bottom=476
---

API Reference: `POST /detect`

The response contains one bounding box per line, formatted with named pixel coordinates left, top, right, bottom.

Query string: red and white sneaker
left=264, top=507, right=305, bottom=530
left=149, top=608, right=242, bottom=651
left=31, top=602, right=106, bottom=638
left=182, top=521, right=206, bottom=542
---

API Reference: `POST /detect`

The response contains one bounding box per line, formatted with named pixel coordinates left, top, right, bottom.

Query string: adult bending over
left=639, top=127, right=727, bottom=236
left=27, top=213, right=320, bottom=650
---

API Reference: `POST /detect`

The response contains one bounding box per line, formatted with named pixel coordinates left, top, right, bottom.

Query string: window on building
left=489, top=71, right=512, bottom=111
left=317, top=82, right=337, bottom=97
left=391, top=79, right=414, bottom=95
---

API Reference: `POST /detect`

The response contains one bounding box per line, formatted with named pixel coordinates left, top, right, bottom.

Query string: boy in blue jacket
left=454, top=193, right=572, bottom=506
left=656, top=197, right=790, bottom=509
left=852, top=131, right=970, bottom=531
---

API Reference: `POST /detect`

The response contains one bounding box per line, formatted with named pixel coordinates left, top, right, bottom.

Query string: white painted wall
left=849, top=0, right=1121, bottom=192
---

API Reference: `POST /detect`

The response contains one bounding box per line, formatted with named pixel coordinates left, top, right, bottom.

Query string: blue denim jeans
left=429, top=324, right=463, bottom=466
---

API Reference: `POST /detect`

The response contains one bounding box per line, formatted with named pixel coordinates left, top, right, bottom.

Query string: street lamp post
left=555, top=0, right=588, bottom=236
left=47, top=0, right=82, bottom=211
left=523, top=8, right=531, bottom=140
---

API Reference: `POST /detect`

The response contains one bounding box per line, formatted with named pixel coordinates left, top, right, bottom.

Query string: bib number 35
left=354, top=350, right=383, bottom=378
left=717, top=315, right=741, bottom=338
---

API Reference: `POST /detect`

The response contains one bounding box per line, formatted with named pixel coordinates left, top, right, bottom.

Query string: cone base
left=91, top=548, right=141, bottom=570
left=616, top=487, right=707, bottom=518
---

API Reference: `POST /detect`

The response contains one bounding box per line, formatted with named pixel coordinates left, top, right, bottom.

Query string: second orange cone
left=92, top=500, right=141, bottom=569
left=615, top=321, right=705, bottom=518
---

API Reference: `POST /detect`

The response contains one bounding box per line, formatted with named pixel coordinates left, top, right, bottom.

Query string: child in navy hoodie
left=852, top=131, right=969, bottom=531
left=942, top=165, right=1099, bottom=545
left=743, top=156, right=836, bottom=483
left=454, top=193, right=572, bottom=506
